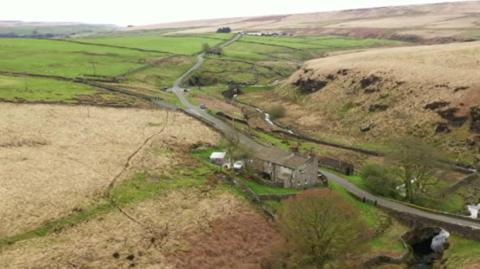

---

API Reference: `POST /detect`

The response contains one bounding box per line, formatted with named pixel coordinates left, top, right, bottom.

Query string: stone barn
left=248, top=152, right=320, bottom=189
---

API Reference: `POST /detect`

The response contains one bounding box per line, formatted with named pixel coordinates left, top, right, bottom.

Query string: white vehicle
left=233, top=160, right=244, bottom=170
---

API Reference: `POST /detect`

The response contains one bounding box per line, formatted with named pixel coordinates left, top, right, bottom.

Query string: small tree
left=386, top=136, right=444, bottom=202
left=216, top=27, right=232, bottom=33
left=361, top=163, right=399, bottom=198
left=225, top=131, right=251, bottom=160
left=202, top=43, right=211, bottom=52
left=276, top=189, right=369, bottom=269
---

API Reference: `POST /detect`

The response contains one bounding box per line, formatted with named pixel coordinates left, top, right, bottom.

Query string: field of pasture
left=0, top=33, right=228, bottom=104
left=76, top=33, right=231, bottom=55
left=222, top=35, right=404, bottom=61
left=0, top=38, right=166, bottom=78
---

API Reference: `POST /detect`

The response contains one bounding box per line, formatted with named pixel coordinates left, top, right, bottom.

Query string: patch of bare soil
left=168, top=208, right=283, bottom=269
left=463, top=264, right=480, bottom=269
left=0, top=191, right=271, bottom=269
left=0, top=103, right=219, bottom=238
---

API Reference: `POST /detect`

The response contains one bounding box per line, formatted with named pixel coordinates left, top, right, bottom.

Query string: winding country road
left=168, top=34, right=480, bottom=233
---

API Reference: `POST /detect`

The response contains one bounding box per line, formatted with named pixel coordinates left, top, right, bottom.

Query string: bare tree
left=276, top=189, right=369, bottom=269
left=386, top=136, right=444, bottom=202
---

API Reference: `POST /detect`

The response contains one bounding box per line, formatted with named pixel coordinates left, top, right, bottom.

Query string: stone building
left=249, top=152, right=320, bottom=189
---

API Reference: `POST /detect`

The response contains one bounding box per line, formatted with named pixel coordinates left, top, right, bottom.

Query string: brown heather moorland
left=0, top=103, right=219, bottom=238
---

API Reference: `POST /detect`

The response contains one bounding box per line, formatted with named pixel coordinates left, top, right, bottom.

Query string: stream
left=254, top=107, right=295, bottom=134
left=366, top=227, right=450, bottom=269
left=404, top=227, right=450, bottom=269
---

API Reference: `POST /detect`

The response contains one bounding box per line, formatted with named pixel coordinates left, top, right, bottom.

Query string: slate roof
left=255, top=150, right=310, bottom=169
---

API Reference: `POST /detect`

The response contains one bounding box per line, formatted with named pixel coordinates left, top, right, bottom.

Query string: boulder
left=434, top=122, right=450, bottom=134
left=424, top=101, right=450, bottom=110
left=364, top=87, right=380, bottom=94
left=470, top=106, right=480, bottom=133
left=294, top=78, right=328, bottom=94
left=437, top=108, right=468, bottom=127
left=360, top=123, right=376, bottom=132
left=336, top=69, right=350, bottom=76
left=360, top=74, right=382, bottom=88
left=454, top=86, right=469, bottom=92
left=369, top=104, right=389, bottom=112
left=467, top=135, right=480, bottom=146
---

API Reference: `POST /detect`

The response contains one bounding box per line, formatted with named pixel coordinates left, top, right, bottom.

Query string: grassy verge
left=445, top=236, right=480, bottom=267
left=253, top=130, right=291, bottom=150
left=243, top=180, right=298, bottom=195
left=324, top=167, right=468, bottom=214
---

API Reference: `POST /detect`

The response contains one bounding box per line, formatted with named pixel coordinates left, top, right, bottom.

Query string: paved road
left=169, top=34, right=480, bottom=232
left=171, top=33, right=280, bottom=158
left=321, top=170, right=480, bottom=230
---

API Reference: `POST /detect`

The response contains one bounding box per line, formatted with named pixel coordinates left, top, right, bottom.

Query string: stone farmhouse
left=248, top=152, right=320, bottom=189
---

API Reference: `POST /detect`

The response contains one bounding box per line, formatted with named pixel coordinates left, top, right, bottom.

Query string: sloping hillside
left=243, top=41, right=480, bottom=162
left=0, top=21, right=115, bottom=37
left=126, top=1, right=480, bottom=42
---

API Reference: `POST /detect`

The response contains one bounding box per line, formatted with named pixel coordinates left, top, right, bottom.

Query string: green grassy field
left=224, top=35, right=404, bottom=61
left=77, top=34, right=229, bottom=55
left=187, top=58, right=285, bottom=86
left=0, top=38, right=165, bottom=78
left=0, top=75, right=97, bottom=101
left=125, top=56, right=196, bottom=89
left=241, top=35, right=404, bottom=50
left=186, top=35, right=404, bottom=111
left=224, top=42, right=293, bottom=61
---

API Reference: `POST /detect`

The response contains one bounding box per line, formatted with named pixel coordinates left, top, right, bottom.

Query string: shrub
left=360, top=163, right=399, bottom=198
left=202, top=43, right=211, bottom=52
left=267, top=105, right=286, bottom=120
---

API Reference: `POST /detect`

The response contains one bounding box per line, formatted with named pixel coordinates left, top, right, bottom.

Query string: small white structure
left=467, top=204, right=480, bottom=219
left=210, top=152, right=227, bottom=165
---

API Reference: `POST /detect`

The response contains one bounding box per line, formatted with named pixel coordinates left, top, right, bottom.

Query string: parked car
left=233, top=160, right=244, bottom=170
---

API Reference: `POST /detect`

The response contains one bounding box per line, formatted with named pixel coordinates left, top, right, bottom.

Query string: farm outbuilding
left=210, top=152, right=227, bottom=165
